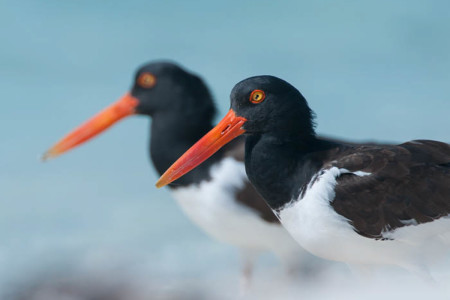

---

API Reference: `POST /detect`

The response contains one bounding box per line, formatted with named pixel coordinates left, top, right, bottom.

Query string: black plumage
left=229, top=75, right=450, bottom=240
left=156, top=74, right=450, bottom=276
left=136, top=62, right=278, bottom=222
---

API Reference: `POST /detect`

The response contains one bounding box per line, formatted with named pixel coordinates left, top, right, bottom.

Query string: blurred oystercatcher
left=43, top=63, right=318, bottom=285
left=157, top=75, right=450, bottom=279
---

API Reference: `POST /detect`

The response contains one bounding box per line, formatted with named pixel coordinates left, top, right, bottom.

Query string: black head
left=156, top=75, right=318, bottom=188
left=43, top=61, right=217, bottom=162
left=131, top=61, right=216, bottom=122
left=230, top=76, right=315, bottom=140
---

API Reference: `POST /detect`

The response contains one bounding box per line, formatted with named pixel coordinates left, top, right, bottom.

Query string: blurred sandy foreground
left=3, top=251, right=450, bottom=300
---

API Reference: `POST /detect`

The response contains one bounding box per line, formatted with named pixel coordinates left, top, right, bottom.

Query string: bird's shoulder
left=326, top=139, right=450, bottom=175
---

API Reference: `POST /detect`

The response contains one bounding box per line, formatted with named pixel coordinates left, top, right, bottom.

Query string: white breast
left=170, top=157, right=302, bottom=257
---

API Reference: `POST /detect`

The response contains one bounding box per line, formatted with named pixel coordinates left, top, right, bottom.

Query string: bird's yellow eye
left=137, top=72, right=156, bottom=88
left=249, top=90, right=266, bottom=104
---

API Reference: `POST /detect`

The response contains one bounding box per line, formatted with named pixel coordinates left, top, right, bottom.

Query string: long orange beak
left=156, top=109, right=247, bottom=188
left=42, top=93, right=139, bottom=161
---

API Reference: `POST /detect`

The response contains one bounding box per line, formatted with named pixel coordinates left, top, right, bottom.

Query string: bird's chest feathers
left=278, top=167, right=355, bottom=258
left=245, top=143, right=296, bottom=209
left=245, top=136, right=321, bottom=210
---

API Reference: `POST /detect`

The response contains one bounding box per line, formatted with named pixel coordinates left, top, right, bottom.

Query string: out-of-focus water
left=0, top=0, right=449, bottom=299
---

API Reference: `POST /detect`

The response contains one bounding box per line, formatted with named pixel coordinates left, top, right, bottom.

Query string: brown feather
left=329, top=140, right=450, bottom=239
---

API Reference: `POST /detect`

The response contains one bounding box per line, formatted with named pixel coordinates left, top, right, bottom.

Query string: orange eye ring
left=137, top=72, right=157, bottom=88
left=249, top=89, right=266, bottom=104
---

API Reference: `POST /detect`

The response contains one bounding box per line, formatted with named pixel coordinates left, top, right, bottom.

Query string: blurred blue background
left=0, top=0, right=449, bottom=298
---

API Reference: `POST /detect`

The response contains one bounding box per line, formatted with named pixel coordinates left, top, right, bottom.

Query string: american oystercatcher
left=43, top=64, right=319, bottom=285
left=157, top=75, right=450, bottom=279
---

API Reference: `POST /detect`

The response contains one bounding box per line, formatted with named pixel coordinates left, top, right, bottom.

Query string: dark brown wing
left=222, top=136, right=279, bottom=223
left=330, top=140, right=450, bottom=239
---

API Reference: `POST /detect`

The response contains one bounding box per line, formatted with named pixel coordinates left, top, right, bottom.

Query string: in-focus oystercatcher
left=43, top=64, right=319, bottom=285
left=157, top=75, right=450, bottom=279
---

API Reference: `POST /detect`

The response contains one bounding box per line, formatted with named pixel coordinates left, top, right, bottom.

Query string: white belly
left=278, top=167, right=449, bottom=269
left=170, top=157, right=302, bottom=257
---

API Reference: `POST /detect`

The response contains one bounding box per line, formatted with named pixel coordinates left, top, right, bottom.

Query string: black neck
left=244, top=133, right=339, bottom=210
left=149, top=112, right=221, bottom=188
